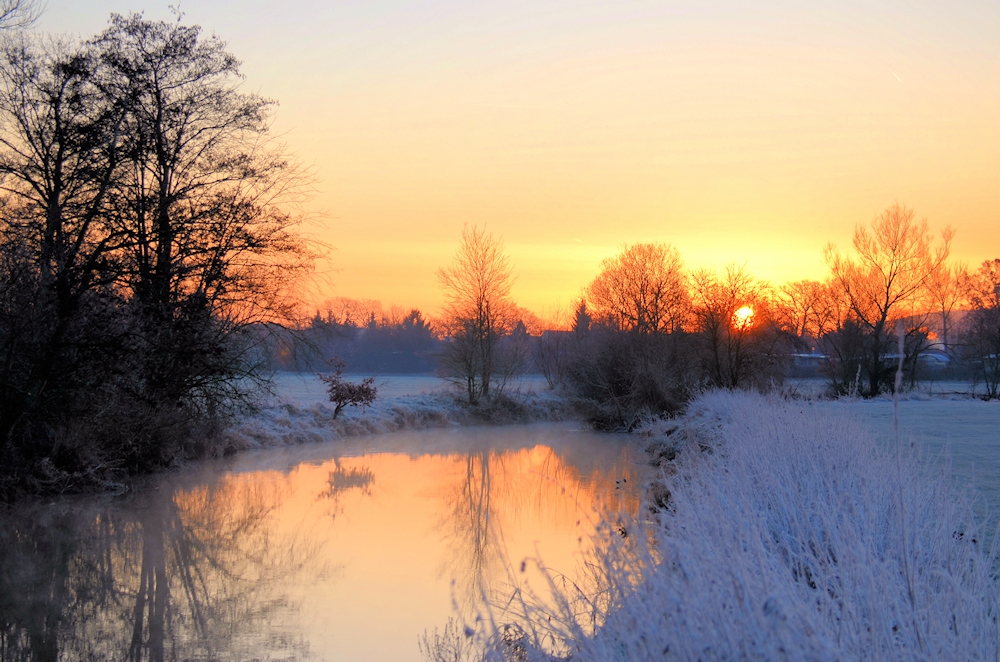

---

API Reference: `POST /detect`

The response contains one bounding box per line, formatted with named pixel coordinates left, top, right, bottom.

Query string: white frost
left=494, top=390, right=1000, bottom=661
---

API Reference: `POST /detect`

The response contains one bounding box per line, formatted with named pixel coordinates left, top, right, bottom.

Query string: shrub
left=565, top=327, right=698, bottom=430
left=318, top=359, right=378, bottom=419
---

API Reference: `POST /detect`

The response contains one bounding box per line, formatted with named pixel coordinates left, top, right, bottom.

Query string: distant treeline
left=264, top=306, right=442, bottom=374
left=434, top=215, right=1000, bottom=429
left=259, top=295, right=556, bottom=376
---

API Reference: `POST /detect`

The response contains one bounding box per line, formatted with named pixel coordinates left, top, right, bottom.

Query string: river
left=0, top=422, right=638, bottom=661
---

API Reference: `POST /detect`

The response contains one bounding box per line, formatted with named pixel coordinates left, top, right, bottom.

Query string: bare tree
left=438, top=225, right=519, bottom=405
left=92, top=14, right=313, bottom=406
left=824, top=203, right=952, bottom=396
left=586, top=242, right=689, bottom=334
left=690, top=264, right=785, bottom=390
left=566, top=246, right=697, bottom=426
left=0, top=0, right=39, bottom=30
left=925, top=261, right=966, bottom=356
left=0, top=35, right=129, bottom=456
left=96, top=14, right=310, bottom=312
left=775, top=279, right=843, bottom=342
left=961, top=258, right=1000, bottom=398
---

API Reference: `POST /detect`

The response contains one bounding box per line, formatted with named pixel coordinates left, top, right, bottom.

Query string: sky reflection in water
left=0, top=423, right=638, bottom=661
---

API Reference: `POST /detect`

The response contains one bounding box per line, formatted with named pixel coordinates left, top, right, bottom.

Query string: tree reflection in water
left=0, top=476, right=316, bottom=661
left=0, top=427, right=636, bottom=660
left=320, top=459, right=375, bottom=520
left=436, top=443, right=639, bottom=630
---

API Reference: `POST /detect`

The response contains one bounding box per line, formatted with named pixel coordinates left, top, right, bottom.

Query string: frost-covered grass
left=781, top=376, right=981, bottom=401
left=485, top=390, right=1000, bottom=661
left=809, top=398, right=1000, bottom=546
left=221, top=372, right=573, bottom=451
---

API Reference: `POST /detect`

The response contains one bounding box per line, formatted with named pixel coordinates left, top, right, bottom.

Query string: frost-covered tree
left=824, top=203, right=952, bottom=396
left=438, top=225, right=519, bottom=405
left=319, top=359, right=377, bottom=419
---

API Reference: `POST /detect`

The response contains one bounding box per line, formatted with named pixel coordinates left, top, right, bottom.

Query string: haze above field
left=37, top=1, right=1000, bottom=316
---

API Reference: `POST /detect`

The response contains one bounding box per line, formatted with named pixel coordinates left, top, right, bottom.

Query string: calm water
left=0, top=423, right=638, bottom=661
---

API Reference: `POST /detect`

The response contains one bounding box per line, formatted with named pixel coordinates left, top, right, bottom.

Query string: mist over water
left=0, top=423, right=637, bottom=661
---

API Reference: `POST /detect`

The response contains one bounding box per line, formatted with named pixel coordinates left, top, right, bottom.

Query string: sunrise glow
left=733, top=306, right=755, bottom=330
left=5, top=5, right=1000, bottom=660
left=35, top=1, right=1000, bottom=319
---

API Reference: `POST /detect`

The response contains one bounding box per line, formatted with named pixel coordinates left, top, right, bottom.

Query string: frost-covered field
left=820, top=398, right=1000, bottom=522
left=223, top=372, right=563, bottom=450
left=489, top=391, right=1000, bottom=661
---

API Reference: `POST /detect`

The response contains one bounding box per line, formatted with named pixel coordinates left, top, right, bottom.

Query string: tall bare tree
left=925, top=261, right=966, bottom=356
left=824, top=203, right=952, bottom=396
left=586, top=242, right=689, bottom=334
left=92, top=14, right=312, bottom=406
left=776, top=278, right=843, bottom=342
left=438, top=225, right=518, bottom=405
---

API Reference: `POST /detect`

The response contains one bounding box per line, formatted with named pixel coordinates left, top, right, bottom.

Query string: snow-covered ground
left=779, top=378, right=1000, bottom=517
left=819, top=398, right=1000, bottom=521
left=487, top=391, right=1000, bottom=661
left=224, top=372, right=564, bottom=451
left=782, top=376, right=981, bottom=400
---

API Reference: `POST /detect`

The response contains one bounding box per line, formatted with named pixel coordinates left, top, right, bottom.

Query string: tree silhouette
left=824, top=203, right=952, bottom=396
left=438, top=225, right=520, bottom=405
left=0, top=15, right=311, bottom=496
left=586, top=243, right=689, bottom=334
left=690, top=264, right=785, bottom=390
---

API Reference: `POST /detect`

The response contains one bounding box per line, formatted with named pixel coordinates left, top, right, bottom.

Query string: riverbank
left=480, top=390, right=1000, bottom=660
left=221, top=372, right=577, bottom=453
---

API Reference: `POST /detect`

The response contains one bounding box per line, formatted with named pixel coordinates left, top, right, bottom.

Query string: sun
left=733, top=305, right=755, bottom=329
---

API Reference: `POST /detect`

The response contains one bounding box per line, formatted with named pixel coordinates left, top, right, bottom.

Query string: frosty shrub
left=566, top=326, right=697, bottom=430
left=318, top=359, right=378, bottom=419
left=484, top=391, right=1000, bottom=661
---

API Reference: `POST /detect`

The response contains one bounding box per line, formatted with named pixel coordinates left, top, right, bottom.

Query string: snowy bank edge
left=478, top=390, right=1000, bottom=661
left=221, top=390, right=579, bottom=452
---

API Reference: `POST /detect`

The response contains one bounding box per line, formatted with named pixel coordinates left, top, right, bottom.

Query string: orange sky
left=40, top=1, right=1000, bottom=318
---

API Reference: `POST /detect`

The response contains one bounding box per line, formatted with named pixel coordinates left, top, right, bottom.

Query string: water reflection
left=0, top=423, right=637, bottom=661
left=0, top=480, right=312, bottom=661
left=320, top=459, right=375, bottom=521
left=438, top=443, right=638, bottom=621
